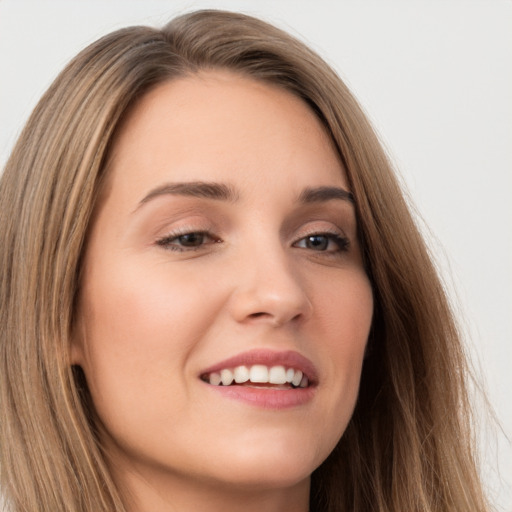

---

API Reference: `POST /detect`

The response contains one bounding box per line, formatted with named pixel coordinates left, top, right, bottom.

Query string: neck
left=114, top=460, right=311, bottom=512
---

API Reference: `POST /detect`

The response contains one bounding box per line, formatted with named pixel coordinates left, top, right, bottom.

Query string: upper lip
left=199, top=349, right=318, bottom=384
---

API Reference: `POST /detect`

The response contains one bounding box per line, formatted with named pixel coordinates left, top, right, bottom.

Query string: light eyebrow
left=135, top=181, right=239, bottom=211
left=298, top=186, right=355, bottom=205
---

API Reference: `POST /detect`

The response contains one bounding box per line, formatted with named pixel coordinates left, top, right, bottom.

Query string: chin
left=205, top=434, right=328, bottom=490
left=214, top=462, right=313, bottom=491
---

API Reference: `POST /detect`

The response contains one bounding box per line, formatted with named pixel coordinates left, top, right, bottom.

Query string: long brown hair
left=0, top=10, right=488, bottom=511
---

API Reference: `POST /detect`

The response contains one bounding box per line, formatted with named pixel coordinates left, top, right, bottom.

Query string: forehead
left=106, top=70, right=348, bottom=203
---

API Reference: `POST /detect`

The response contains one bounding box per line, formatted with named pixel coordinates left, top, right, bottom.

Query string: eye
left=156, top=231, right=218, bottom=251
left=294, top=233, right=349, bottom=253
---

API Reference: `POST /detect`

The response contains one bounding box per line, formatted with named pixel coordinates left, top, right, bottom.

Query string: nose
left=228, top=246, right=313, bottom=327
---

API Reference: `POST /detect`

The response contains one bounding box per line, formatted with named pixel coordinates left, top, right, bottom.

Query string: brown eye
left=176, top=233, right=205, bottom=247
left=304, top=235, right=329, bottom=251
left=156, top=231, right=216, bottom=252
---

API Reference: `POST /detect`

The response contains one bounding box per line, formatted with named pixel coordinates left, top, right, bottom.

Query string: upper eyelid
left=294, top=224, right=345, bottom=236
left=154, top=217, right=348, bottom=238
left=290, top=221, right=347, bottom=241
left=147, top=202, right=352, bottom=231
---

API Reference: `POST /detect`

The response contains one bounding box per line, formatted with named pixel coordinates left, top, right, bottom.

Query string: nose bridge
left=228, top=235, right=312, bottom=326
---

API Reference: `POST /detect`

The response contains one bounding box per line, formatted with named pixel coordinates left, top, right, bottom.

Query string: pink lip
left=199, top=349, right=318, bottom=410
left=206, top=385, right=316, bottom=409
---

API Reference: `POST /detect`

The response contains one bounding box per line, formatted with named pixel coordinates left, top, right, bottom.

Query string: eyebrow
left=136, top=181, right=239, bottom=209
left=298, top=186, right=355, bottom=204
left=135, top=181, right=354, bottom=211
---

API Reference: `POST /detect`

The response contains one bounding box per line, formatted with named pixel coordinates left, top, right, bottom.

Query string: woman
left=0, top=9, right=488, bottom=512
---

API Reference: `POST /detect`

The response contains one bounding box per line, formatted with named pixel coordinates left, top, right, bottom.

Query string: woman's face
left=73, top=71, right=373, bottom=498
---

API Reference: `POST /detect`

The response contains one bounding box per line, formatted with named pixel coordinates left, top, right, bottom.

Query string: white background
left=1, top=1, right=510, bottom=510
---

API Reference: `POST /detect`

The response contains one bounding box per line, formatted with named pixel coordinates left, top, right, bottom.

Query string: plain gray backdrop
left=1, top=1, right=511, bottom=510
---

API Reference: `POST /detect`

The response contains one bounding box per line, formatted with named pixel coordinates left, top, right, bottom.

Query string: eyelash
left=293, top=231, right=350, bottom=253
left=155, top=228, right=350, bottom=255
left=156, top=229, right=218, bottom=252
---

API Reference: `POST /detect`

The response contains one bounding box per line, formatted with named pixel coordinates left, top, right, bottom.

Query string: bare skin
left=73, top=71, right=373, bottom=511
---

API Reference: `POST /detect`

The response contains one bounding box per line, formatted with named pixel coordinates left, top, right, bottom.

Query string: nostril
left=249, top=312, right=268, bottom=319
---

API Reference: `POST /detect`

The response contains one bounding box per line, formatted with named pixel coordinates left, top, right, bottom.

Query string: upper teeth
left=205, top=365, right=308, bottom=388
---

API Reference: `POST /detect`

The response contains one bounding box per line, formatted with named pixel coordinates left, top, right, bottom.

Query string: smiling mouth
left=201, top=364, right=310, bottom=389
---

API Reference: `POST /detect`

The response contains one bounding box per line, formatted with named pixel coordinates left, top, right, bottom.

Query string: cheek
left=81, top=258, right=215, bottom=350
left=312, top=270, right=373, bottom=415
left=74, top=258, right=234, bottom=461
left=75, top=258, right=225, bottom=409
left=315, top=269, right=373, bottom=350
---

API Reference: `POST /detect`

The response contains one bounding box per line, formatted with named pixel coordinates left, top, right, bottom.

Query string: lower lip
left=204, top=383, right=316, bottom=409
